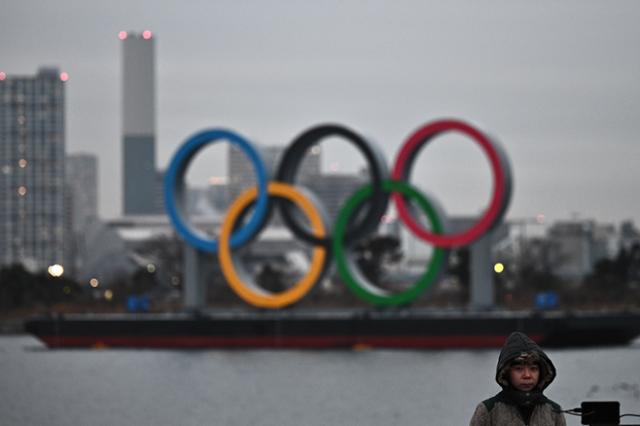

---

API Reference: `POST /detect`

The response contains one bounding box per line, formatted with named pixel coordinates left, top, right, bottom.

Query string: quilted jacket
left=469, top=332, right=566, bottom=426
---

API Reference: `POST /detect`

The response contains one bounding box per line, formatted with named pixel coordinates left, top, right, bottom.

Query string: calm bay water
left=1, top=335, right=639, bottom=426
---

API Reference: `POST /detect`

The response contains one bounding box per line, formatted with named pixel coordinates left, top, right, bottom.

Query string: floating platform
left=24, top=309, right=640, bottom=349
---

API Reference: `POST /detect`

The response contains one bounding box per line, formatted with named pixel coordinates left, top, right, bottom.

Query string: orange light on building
left=142, top=30, right=152, bottom=40
left=59, top=72, right=69, bottom=82
left=118, top=31, right=128, bottom=40
left=0, top=71, right=6, bottom=81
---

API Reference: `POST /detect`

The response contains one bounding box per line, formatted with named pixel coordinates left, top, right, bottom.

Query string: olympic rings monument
left=27, top=118, right=640, bottom=348
left=164, top=118, right=512, bottom=311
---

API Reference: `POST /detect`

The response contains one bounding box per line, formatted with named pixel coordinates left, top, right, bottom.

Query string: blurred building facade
left=66, top=153, right=98, bottom=232
left=546, top=220, right=617, bottom=280
left=66, top=153, right=99, bottom=276
left=619, top=220, right=640, bottom=251
left=227, top=143, right=321, bottom=205
left=302, top=172, right=367, bottom=221
left=0, top=67, right=67, bottom=271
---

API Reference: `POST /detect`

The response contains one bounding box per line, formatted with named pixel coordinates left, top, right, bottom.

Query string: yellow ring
left=218, top=182, right=327, bottom=309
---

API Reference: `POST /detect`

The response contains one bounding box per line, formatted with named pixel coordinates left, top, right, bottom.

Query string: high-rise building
left=0, top=67, right=67, bottom=271
left=65, top=153, right=98, bottom=276
left=121, top=30, right=157, bottom=215
left=66, top=153, right=98, bottom=232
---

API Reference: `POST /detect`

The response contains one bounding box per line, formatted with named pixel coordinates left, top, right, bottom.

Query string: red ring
left=391, top=119, right=507, bottom=248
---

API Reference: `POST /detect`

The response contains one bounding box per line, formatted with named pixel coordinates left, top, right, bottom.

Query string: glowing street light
left=48, top=264, right=64, bottom=277
left=104, top=289, right=114, bottom=301
left=494, top=262, right=505, bottom=274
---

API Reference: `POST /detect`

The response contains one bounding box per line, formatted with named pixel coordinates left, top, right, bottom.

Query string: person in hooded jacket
left=469, top=331, right=566, bottom=426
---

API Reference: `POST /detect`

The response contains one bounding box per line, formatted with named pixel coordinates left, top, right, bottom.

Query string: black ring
left=274, top=124, right=390, bottom=248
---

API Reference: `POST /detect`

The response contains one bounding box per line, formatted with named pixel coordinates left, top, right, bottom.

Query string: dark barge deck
left=24, top=309, right=640, bottom=349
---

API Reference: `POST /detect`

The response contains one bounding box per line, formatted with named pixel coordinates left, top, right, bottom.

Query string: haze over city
left=2, top=0, right=640, bottom=226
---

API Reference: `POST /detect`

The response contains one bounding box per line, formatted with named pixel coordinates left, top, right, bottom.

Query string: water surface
left=1, top=336, right=639, bottom=425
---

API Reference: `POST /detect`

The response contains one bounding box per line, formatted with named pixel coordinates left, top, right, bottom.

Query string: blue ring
left=164, top=129, right=269, bottom=253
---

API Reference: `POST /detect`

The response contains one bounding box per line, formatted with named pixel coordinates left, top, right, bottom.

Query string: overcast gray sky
left=2, top=0, right=640, bottom=227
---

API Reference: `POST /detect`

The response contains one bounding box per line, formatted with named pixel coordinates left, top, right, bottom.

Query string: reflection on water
left=1, top=336, right=639, bottom=426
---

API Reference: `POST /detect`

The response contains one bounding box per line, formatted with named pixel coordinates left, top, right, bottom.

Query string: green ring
left=332, top=180, right=446, bottom=306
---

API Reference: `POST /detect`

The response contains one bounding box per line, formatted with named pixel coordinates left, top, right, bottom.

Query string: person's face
left=509, top=363, right=540, bottom=392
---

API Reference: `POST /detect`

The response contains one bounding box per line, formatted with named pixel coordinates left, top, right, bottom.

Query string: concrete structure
left=0, top=67, right=67, bottom=271
left=445, top=218, right=509, bottom=309
left=547, top=220, right=617, bottom=280
left=66, top=153, right=98, bottom=232
left=547, top=221, right=593, bottom=279
left=121, top=31, right=158, bottom=215
left=66, top=153, right=99, bottom=275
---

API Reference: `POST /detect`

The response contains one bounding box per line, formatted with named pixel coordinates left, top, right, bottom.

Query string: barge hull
left=24, top=310, right=640, bottom=349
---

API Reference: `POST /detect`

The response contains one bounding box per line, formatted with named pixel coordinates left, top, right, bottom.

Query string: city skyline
left=2, top=1, right=640, bottom=226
